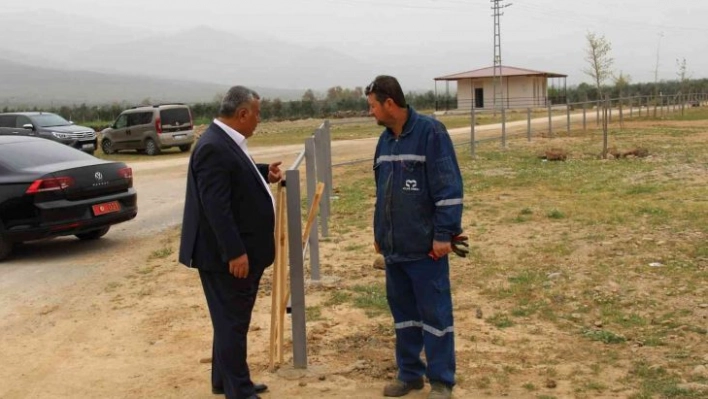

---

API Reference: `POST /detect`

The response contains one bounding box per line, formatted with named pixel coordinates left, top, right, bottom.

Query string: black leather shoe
left=212, top=383, right=268, bottom=395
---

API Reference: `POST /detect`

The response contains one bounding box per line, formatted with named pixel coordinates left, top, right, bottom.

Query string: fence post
left=548, top=103, right=553, bottom=137
left=603, top=94, right=609, bottom=159
left=501, top=105, right=507, bottom=148
left=304, top=137, right=320, bottom=281
left=629, top=97, right=633, bottom=118
left=596, top=100, right=600, bottom=127
left=582, top=102, right=587, bottom=131
left=470, top=99, right=476, bottom=159
left=566, top=100, right=571, bottom=133
left=526, top=107, right=531, bottom=141
left=608, top=99, right=612, bottom=123
left=619, top=97, right=623, bottom=128
left=653, top=96, right=658, bottom=118
left=314, top=127, right=330, bottom=238
left=323, top=121, right=333, bottom=199
left=681, top=94, right=685, bottom=116
left=285, top=169, right=308, bottom=369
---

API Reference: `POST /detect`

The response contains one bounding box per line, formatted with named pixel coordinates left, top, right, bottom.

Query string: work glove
left=451, top=234, right=469, bottom=258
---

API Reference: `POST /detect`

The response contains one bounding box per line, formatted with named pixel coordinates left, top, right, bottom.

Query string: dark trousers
left=386, top=256, right=456, bottom=387
left=199, top=266, right=265, bottom=399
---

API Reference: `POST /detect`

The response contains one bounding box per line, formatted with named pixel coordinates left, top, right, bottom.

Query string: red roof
left=435, top=65, right=567, bottom=81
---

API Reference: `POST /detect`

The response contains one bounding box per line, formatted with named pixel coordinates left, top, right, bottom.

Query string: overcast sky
left=2, top=0, right=707, bottom=89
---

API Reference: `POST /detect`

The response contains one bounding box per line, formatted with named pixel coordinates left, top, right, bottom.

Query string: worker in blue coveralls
left=366, top=75, right=463, bottom=399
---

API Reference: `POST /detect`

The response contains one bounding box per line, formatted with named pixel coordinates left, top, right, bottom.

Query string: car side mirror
left=22, top=123, right=34, bottom=130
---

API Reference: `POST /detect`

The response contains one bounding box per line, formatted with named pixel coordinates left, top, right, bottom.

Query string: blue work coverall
left=373, top=107, right=463, bottom=388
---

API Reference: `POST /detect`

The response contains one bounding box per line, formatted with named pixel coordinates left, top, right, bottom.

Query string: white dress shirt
left=213, top=119, right=275, bottom=211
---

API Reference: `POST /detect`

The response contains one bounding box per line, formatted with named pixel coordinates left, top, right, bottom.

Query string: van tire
left=145, top=139, right=161, bottom=156
left=179, top=144, right=192, bottom=152
left=101, top=138, right=114, bottom=154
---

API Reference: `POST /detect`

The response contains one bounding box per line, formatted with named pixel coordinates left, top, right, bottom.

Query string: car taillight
left=155, top=117, right=162, bottom=134
left=118, top=167, right=133, bottom=187
left=26, top=177, right=75, bottom=194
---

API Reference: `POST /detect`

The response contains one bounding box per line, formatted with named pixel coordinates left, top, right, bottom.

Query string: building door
left=475, top=88, right=484, bottom=108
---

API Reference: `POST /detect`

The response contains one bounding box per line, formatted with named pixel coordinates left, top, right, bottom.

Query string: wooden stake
left=302, top=182, right=325, bottom=246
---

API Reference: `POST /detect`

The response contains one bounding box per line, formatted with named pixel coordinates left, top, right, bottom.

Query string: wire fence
left=463, top=92, right=708, bottom=158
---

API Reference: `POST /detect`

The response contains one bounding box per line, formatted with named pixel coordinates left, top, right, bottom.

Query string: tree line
left=0, top=87, right=456, bottom=128
left=1, top=76, right=705, bottom=129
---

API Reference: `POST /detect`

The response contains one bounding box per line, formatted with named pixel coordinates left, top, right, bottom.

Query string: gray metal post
left=304, top=138, right=320, bottom=281
left=608, top=100, right=612, bottom=123
left=323, top=121, right=333, bottom=198
left=596, top=101, right=600, bottom=127
left=548, top=103, right=553, bottom=137
left=654, top=96, right=658, bottom=118
left=619, top=99, right=623, bottom=128
left=629, top=97, right=633, bottom=118
left=603, top=95, right=609, bottom=159
left=566, top=101, right=571, bottom=133
left=314, top=128, right=329, bottom=237
left=501, top=105, right=506, bottom=148
left=285, top=169, right=307, bottom=368
left=526, top=108, right=531, bottom=141
left=470, top=99, right=476, bottom=158
left=582, top=102, right=587, bottom=131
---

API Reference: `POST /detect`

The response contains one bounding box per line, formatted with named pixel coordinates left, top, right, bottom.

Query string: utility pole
left=491, top=0, right=512, bottom=116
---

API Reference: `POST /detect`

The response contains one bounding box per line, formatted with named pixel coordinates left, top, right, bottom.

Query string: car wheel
left=101, top=138, right=114, bottom=154
left=145, top=139, right=161, bottom=156
left=179, top=144, right=192, bottom=152
left=75, top=226, right=110, bottom=240
left=0, top=236, right=13, bottom=261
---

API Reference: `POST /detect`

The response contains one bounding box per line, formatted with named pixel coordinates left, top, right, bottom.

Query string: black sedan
left=0, top=136, right=137, bottom=261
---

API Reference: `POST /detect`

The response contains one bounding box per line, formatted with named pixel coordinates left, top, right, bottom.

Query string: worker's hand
left=229, top=254, right=249, bottom=278
left=268, top=161, right=283, bottom=183
left=430, top=240, right=452, bottom=260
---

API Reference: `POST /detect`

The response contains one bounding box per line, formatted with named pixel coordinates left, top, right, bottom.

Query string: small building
left=434, top=65, right=567, bottom=110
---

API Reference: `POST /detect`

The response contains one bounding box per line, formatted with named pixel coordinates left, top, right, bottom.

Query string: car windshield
left=0, top=139, right=94, bottom=170
left=30, top=113, right=72, bottom=127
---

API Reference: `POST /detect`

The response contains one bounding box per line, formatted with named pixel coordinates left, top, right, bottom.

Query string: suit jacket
left=179, top=122, right=275, bottom=272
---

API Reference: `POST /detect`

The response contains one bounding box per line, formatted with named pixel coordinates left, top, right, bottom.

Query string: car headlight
left=51, top=132, right=71, bottom=139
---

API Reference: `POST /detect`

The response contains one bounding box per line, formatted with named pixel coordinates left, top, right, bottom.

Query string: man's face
left=367, top=94, right=390, bottom=127
left=239, top=99, right=261, bottom=138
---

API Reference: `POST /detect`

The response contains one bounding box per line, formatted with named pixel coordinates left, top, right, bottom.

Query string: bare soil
left=1, top=118, right=706, bottom=399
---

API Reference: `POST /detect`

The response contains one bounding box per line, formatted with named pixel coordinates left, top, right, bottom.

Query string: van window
left=160, top=108, right=191, bottom=127
left=127, top=112, right=152, bottom=126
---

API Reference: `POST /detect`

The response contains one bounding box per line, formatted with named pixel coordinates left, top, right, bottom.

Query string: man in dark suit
left=179, top=85, right=282, bottom=399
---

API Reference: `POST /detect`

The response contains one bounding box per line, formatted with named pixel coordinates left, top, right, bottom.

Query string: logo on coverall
left=403, top=179, right=419, bottom=192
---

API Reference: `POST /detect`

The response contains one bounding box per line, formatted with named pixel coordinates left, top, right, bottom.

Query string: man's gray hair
left=218, top=86, right=260, bottom=118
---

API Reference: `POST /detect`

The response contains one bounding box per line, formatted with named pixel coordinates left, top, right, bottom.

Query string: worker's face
left=367, top=94, right=392, bottom=128
left=238, top=99, right=261, bottom=138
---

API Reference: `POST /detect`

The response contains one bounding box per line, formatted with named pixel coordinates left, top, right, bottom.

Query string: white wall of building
left=451, top=76, right=550, bottom=110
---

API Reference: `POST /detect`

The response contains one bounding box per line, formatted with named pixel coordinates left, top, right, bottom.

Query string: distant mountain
left=0, top=9, right=153, bottom=59
left=71, top=25, right=377, bottom=90
left=0, top=58, right=306, bottom=107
